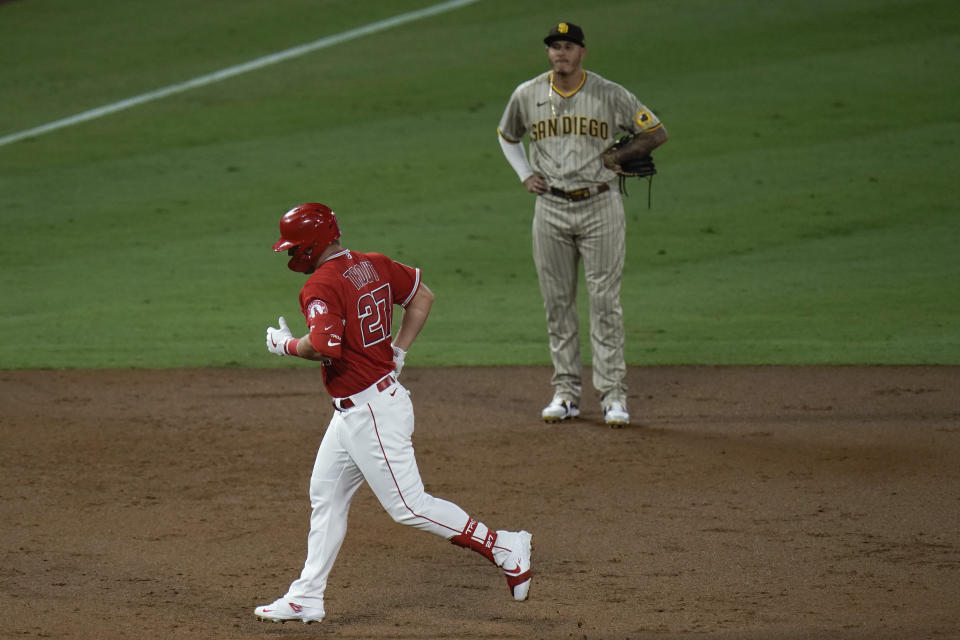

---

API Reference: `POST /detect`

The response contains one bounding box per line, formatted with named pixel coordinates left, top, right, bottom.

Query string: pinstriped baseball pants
left=532, top=186, right=627, bottom=405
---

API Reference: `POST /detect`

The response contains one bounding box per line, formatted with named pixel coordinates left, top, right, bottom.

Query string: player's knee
left=383, top=492, right=431, bottom=526
left=309, top=479, right=336, bottom=505
left=589, top=294, right=621, bottom=315
left=384, top=502, right=419, bottom=526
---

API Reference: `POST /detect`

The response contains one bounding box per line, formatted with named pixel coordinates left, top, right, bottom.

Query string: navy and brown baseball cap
left=544, top=22, right=585, bottom=47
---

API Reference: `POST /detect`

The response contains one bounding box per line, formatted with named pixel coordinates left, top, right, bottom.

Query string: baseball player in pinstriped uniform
left=497, top=22, right=668, bottom=427
left=255, top=203, right=532, bottom=624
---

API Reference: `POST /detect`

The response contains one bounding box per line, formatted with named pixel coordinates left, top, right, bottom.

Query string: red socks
left=450, top=519, right=497, bottom=565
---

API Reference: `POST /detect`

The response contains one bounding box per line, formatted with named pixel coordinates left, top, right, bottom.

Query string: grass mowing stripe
left=0, top=0, right=479, bottom=149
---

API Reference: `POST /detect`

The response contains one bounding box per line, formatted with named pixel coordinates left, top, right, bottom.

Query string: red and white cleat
left=498, top=530, right=533, bottom=601
left=254, top=598, right=325, bottom=624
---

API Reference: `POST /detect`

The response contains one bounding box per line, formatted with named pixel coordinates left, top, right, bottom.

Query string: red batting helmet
left=273, top=203, right=341, bottom=273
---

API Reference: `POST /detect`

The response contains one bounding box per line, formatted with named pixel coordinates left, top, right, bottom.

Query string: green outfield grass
left=1, top=0, right=957, bottom=368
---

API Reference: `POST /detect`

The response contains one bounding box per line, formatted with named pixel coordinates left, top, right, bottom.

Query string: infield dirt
left=2, top=366, right=958, bottom=639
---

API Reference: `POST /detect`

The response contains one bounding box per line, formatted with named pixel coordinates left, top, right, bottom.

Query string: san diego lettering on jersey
left=529, top=115, right=609, bottom=141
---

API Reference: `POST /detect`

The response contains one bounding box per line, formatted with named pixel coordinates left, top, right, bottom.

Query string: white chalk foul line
left=0, top=0, right=478, bottom=148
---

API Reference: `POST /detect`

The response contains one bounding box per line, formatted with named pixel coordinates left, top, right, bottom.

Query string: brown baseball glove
left=602, top=133, right=657, bottom=204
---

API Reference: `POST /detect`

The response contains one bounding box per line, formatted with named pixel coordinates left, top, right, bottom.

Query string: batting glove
left=266, top=316, right=298, bottom=356
left=392, top=344, right=406, bottom=377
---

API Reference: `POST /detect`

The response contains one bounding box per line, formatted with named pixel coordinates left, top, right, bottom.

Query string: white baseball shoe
left=603, top=401, right=630, bottom=428
left=496, top=530, right=533, bottom=601
left=542, top=394, right=580, bottom=423
left=254, top=598, right=325, bottom=624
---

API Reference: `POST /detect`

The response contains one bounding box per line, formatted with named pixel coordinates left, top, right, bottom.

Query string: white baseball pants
left=283, top=378, right=471, bottom=606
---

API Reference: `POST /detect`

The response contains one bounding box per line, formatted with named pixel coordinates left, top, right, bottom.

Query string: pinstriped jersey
left=498, top=70, right=661, bottom=190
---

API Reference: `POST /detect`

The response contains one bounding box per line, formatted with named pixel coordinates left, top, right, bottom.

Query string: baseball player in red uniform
left=254, top=203, right=532, bottom=624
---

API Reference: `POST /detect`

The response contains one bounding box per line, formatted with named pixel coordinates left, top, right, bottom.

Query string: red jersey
left=298, top=249, right=421, bottom=398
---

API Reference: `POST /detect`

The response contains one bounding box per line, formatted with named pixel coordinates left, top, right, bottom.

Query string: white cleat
left=541, top=395, right=580, bottom=423
left=603, top=401, right=630, bottom=428
left=254, top=598, right=325, bottom=624
left=498, top=530, right=533, bottom=601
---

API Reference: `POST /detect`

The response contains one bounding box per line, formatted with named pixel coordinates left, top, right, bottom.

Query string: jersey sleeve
left=298, top=281, right=346, bottom=359
left=373, top=254, right=421, bottom=307
left=614, top=84, right=661, bottom=135
left=497, top=85, right=528, bottom=143
left=303, top=298, right=343, bottom=358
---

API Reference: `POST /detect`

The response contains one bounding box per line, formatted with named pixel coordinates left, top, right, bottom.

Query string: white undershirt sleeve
left=498, top=133, right=533, bottom=183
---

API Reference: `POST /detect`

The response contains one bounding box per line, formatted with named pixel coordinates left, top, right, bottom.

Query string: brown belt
left=549, top=183, right=609, bottom=202
left=333, top=375, right=396, bottom=411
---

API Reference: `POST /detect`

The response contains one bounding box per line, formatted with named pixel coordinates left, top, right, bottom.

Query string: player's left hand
left=266, top=316, right=295, bottom=356
left=602, top=152, right=622, bottom=173
left=392, top=344, right=407, bottom=377
left=603, top=133, right=658, bottom=178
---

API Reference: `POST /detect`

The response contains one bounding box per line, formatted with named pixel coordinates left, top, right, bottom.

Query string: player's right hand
left=523, top=173, right=548, bottom=195
left=266, top=316, right=294, bottom=356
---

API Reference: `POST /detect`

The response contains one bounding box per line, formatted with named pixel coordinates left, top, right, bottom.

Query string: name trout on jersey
left=343, top=260, right=380, bottom=290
